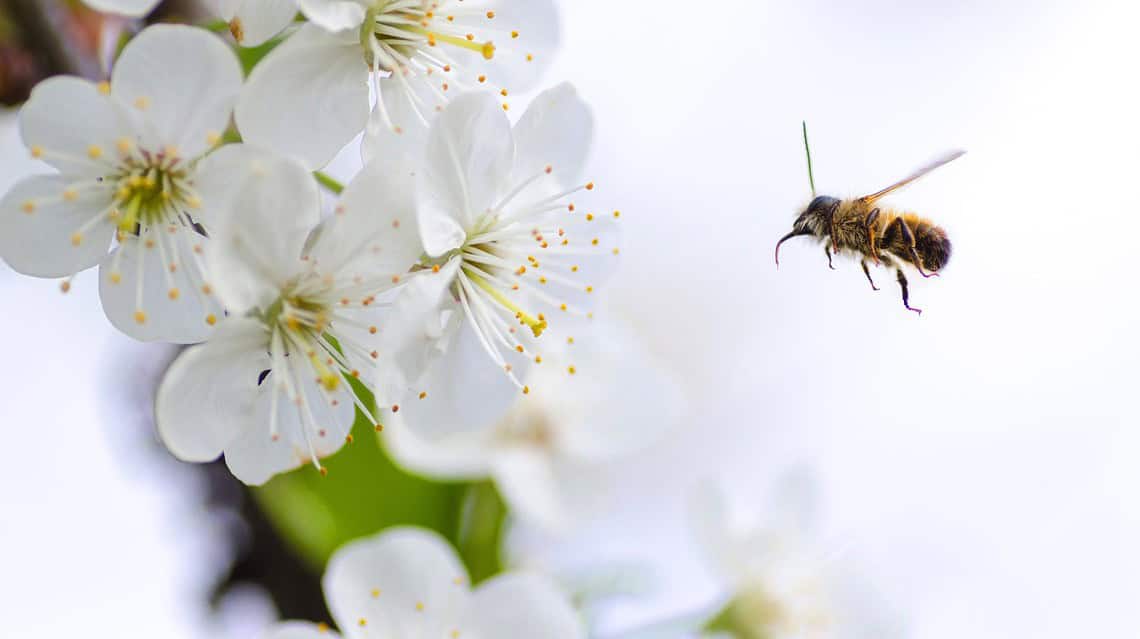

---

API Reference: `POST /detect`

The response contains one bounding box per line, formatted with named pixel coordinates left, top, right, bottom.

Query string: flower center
left=107, top=148, right=198, bottom=234
left=361, top=1, right=498, bottom=72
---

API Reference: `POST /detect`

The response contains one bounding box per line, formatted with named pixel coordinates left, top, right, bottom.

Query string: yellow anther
left=63, top=189, right=78, bottom=202
left=371, top=589, right=381, bottom=598
left=482, top=42, right=496, bottom=60
left=134, top=310, right=147, bottom=324
left=317, top=622, right=330, bottom=633
left=30, top=145, right=44, bottom=159
left=60, top=281, right=71, bottom=293
left=511, top=30, right=519, bottom=38
left=134, top=96, right=150, bottom=110
left=613, top=210, right=622, bottom=218
left=523, top=386, right=530, bottom=394
left=319, top=467, right=329, bottom=477
left=162, top=145, right=179, bottom=158
left=568, top=366, right=576, bottom=375
left=586, top=213, right=594, bottom=221
left=526, top=53, right=534, bottom=61
left=87, top=145, right=103, bottom=159
left=416, top=602, right=425, bottom=612
left=110, top=272, right=122, bottom=284
left=96, top=81, right=110, bottom=95
left=70, top=233, right=82, bottom=246
left=116, top=138, right=132, bottom=153
left=229, top=17, right=245, bottom=43
left=168, top=288, right=180, bottom=300
left=206, top=314, right=217, bottom=326
left=486, top=10, right=495, bottom=18
left=20, top=200, right=35, bottom=214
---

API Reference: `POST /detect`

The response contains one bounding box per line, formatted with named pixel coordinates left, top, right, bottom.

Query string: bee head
left=776, top=195, right=838, bottom=267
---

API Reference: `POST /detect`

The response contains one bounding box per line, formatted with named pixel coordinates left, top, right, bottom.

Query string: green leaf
left=455, top=481, right=509, bottom=584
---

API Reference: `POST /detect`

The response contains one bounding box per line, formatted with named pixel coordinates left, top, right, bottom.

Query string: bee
left=775, top=133, right=964, bottom=315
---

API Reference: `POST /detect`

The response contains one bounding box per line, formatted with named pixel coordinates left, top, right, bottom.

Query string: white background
left=2, top=0, right=1139, bottom=636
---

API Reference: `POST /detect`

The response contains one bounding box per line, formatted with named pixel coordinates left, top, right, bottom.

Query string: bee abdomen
left=912, top=220, right=952, bottom=271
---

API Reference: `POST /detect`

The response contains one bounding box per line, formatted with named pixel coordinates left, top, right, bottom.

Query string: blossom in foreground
left=156, top=146, right=419, bottom=484
left=692, top=479, right=897, bottom=639
left=366, top=84, right=620, bottom=436
left=384, top=319, right=679, bottom=532
left=264, top=527, right=583, bottom=639
left=236, top=0, right=559, bottom=169
left=0, top=25, right=241, bottom=343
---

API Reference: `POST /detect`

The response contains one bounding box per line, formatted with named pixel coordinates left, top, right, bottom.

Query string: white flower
left=80, top=0, right=162, bottom=18
left=384, top=319, right=679, bottom=532
left=156, top=146, right=421, bottom=484
left=235, top=0, right=560, bottom=169
left=356, top=84, right=620, bottom=437
left=263, top=527, right=584, bottom=639
left=0, top=25, right=241, bottom=343
left=692, top=479, right=896, bottom=639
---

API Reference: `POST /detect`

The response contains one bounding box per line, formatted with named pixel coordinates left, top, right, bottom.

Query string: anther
left=134, top=310, right=147, bottom=324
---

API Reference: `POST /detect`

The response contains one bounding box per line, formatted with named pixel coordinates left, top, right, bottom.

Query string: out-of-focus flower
left=235, top=0, right=559, bottom=169
left=384, top=319, right=679, bottom=532
left=361, top=84, right=619, bottom=437
left=692, top=479, right=896, bottom=639
left=213, top=0, right=300, bottom=47
left=156, top=146, right=420, bottom=484
left=264, top=526, right=584, bottom=639
left=0, top=25, right=241, bottom=343
left=79, top=0, right=161, bottom=19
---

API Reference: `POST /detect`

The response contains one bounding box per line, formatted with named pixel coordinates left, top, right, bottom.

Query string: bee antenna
left=802, top=120, right=817, bottom=198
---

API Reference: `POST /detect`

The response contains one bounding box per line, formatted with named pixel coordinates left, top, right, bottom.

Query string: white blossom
left=349, top=84, right=620, bottom=437
left=155, top=146, right=421, bottom=484
left=236, top=0, right=559, bottom=169
left=213, top=0, right=301, bottom=47
left=0, top=25, right=242, bottom=343
left=263, top=527, right=584, bottom=639
left=384, top=319, right=679, bottom=532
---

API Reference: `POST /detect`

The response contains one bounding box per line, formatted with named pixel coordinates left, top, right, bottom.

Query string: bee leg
left=826, top=201, right=841, bottom=252
left=825, top=245, right=836, bottom=270
left=864, top=208, right=881, bottom=266
left=898, top=220, right=938, bottom=279
left=895, top=268, right=922, bottom=315
left=860, top=259, right=879, bottom=290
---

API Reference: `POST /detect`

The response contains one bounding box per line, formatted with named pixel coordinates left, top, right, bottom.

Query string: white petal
left=442, top=0, right=560, bottom=93
left=544, top=321, right=679, bottom=461
left=224, top=369, right=355, bottom=485
left=262, top=621, right=341, bottom=639
left=0, top=175, right=115, bottom=277
left=359, top=73, right=438, bottom=167
left=98, top=232, right=219, bottom=344
left=470, top=573, right=582, bottom=639
left=156, top=317, right=269, bottom=464
left=489, top=448, right=568, bottom=532
left=201, top=145, right=321, bottom=312
left=228, top=0, right=300, bottom=47
left=78, top=0, right=160, bottom=18
left=296, top=0, right=367, bottom=32
left=418, top=92, right=514, bottom=256
left=323, top=527, right=470, bottom=634
left=307, top=158, right=422, bottom=279
left=382, top=417, right=495, bottom=480
left=513, top=83, right=592, bottom=187
left=18, top=76, right=135, bottom=177
left=390, top=302, right=525, bottom=438
left=111, top=25, right=242, bottom=159
left=236, top=25, right=370, bottom=170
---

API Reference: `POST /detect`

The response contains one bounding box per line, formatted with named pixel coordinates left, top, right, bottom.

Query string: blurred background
left=2, top=0, right=1139, bottom=636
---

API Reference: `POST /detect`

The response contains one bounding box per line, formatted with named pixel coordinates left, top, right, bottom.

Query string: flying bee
left=775, top=127, right=963, bottom=314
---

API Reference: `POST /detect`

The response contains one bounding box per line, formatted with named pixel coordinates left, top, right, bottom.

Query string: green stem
left=455, top=481, right=508, bottom=584
left=314, top=171, right=345, bottom=195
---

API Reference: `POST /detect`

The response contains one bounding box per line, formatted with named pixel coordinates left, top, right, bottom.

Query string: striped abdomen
left=882, top=212, right=952, bottom=272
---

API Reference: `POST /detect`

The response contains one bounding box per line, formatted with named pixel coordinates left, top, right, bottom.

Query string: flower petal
left=382, top=417, right=495, bottom=480
left=226, top=0, right=300, bottom=48
left=296, top=0, right=367, bottom=32
left=323, top=527, right=470, bottom=634
left=18, top=76, right=136, bottom=177
left=262, top=621, right=341, bottom=639
left=470, top=573, right=582, bottom=639
left=443, top=0, right=560, bottom=93
left=236, top=24, right=370, bottom=170
left=359, top=73, right=437, bottom=168
left=224, top=369, right=355, bottom=485
left=201, top=145, right=321, bottom=312
left=489, top=447, right=569, bottom=531
left=78, top=0, right=160, bottom=18
left=111, top=25, right=242, bottom=159
left=513, top=83, right=593, bottom=187
left=0, top=175, right=116, bottom=277
left=418, top=92, right=514, bottom=256
left=307, top=158, right=423, bottom=280
left=98, top=231, right=220, bottom=344
left=156, top=317, right=269, bottom=464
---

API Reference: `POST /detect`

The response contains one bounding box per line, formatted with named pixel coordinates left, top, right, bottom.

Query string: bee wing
left=858, top=150, right=966, bottom=204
